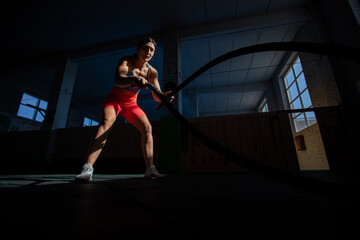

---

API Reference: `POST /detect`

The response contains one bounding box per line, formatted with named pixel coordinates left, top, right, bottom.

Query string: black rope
left=156, top=41, right=360, bottom=110
left=148, top=82, right=355, bottom=199
left=146, top=42, right=360, bottom=198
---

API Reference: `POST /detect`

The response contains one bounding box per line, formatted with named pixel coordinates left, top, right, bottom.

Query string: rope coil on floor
left=147, top=41, right=360, bottom=198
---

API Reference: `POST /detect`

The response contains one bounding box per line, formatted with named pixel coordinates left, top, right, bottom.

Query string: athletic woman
left=76, top=37, right=173, bottom=181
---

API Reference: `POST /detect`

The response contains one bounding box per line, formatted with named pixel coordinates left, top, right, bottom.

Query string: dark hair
left=137, top=37, right=157, bottom=51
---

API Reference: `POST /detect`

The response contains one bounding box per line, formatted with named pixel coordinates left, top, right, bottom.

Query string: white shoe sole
left=144, top=174, right=164, bottom=180
left=75, top=175, right=93, bottom=182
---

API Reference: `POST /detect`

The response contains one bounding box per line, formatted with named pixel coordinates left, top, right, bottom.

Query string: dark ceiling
left=0, top=0, right=312, bottom=119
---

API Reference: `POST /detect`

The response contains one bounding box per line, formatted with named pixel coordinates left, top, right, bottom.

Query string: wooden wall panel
left=180, top=113, right=299, bottom=173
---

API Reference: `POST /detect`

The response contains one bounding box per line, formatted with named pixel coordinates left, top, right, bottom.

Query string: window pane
left=306, top=111, right=317, bottom=126
left=292, top=112, right=301, bottom=119
left=17, top=105, right=35, bottom=119
left=294, top=113, right=307, bottom=132
left=290, top=97, right=302, bottom=110
left=21, top=93, right=38, bottom=106
left=284, top=70, right=295, bottom=88
left=39, top=100, right=48, bottom=110
left=83, top=117, right=91, bottom=127
left=301, top=89, right=312, bottom=108
left=261, top=103, right=268, bottom=112
left=35, top=111, right=45, bottom=122
left=293, top=57, right=303, bottom=77
left=297, top=73, right=307, bottom=93
left=287, top=83, right=299, bottom=102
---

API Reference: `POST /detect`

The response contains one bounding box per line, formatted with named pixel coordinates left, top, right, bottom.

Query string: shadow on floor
left=1, top=172, right=359, bottom=239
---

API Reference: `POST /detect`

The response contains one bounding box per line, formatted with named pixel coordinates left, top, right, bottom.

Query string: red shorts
left=102, top=87, right=146, bottom=123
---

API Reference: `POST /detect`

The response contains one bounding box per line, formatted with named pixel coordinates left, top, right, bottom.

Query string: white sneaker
left=145, top=165, right=163, bottom=179
left=75, top=163, right=94, bottom=182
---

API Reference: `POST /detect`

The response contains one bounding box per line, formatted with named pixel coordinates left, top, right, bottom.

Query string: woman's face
left=137, top=42, right=156, bottom=62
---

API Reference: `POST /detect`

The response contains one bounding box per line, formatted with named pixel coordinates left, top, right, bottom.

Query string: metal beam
left=186, top=82, right=268, bottom=95
left=199, top=109, right=254, bottom=117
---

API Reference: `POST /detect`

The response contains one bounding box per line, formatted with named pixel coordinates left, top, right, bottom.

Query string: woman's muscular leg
left=131, top=115, right=154, bottom=169
left=86, top=107, right=117, bottom=166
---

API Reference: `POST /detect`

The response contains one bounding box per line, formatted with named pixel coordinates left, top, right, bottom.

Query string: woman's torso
left=114, top=57, right=150, bottom=95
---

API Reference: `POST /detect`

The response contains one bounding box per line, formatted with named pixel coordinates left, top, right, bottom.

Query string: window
left=283, top=55, right=316, bottom=132
left=83, top=117, right=99, bottom=127
left=259, top=99, right=269, bottom=113
left=17, top=93, right=48, bottom=122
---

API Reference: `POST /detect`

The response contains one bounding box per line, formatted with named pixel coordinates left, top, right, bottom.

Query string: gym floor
left=1, top=172, right=359, bottom=239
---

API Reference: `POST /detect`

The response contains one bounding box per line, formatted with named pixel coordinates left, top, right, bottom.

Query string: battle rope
left=148, top=82, right=357, bottom=199
left=147, top=42, right=360, bottom=198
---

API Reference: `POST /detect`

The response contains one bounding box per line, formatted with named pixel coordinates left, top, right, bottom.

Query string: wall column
left=162, top=28, right=182, bottom=116
left=159, top=29, right=182, bottom=173
left=43, top=54, right=78, bottom=130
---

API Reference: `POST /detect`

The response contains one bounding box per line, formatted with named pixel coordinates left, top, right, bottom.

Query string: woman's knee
left=132, top=116, right=153, bottom=137
left=102, top=117, right=115, bottom=129
left=142, top=122, right=152, bottom=136
left=136, top=121, right=152, bottom=137
left=101, top=107, right=117, bottom=129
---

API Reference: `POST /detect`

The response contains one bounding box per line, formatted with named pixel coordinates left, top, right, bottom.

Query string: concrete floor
left=1, top=172, right=359, bottom=239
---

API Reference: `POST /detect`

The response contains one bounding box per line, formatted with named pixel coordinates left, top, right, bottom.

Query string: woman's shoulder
left=148, top=63, right=158, bottom=75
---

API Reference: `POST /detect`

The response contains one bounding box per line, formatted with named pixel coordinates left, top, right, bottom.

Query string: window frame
left=17, top=92, right=48, bottom=122
left=258, top=98, right=269, bottom=113
left=280, top=54, right=316, bottom=133
left=83, top=117, right=99, bottom=127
